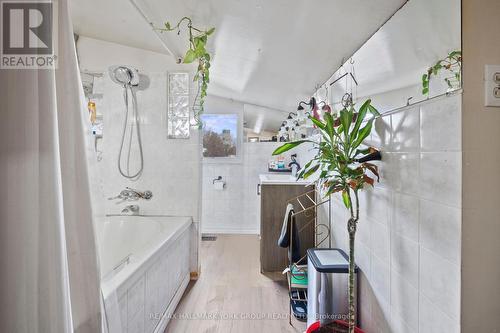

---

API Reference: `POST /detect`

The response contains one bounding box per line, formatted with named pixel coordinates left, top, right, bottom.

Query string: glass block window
left=167, top=72, right=190, bottom=139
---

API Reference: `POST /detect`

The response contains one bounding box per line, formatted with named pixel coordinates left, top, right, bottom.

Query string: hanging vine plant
left=422, top=50, right=462, bottom=95
left=156, top=17, right=215, bottom=128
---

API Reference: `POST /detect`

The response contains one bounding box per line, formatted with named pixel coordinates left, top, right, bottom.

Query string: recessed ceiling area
left=71, top=0, right=407, bottom=122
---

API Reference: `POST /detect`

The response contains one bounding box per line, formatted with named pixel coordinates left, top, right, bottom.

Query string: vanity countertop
left=259, top=173, right=311, bottom=185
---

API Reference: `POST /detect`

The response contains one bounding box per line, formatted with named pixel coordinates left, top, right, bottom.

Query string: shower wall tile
left=391, top=312, right=417, bottom=333
left=391, top=269, right=419, bottom=331
left=87, top=70, right=201, bottom=278
left=371, top=220, right=390, bottom=262
left=391, top=232, right=419, bottom=288
left=360, top=187, right=391, bottom=225
left=90, top=72, right=201, bottom=221
left=390, top=107, right=420, bottom=152
left=323, top=94, right=462, bottom=333
left=419, top=247, right=460, bottom=321
left=419, top=294, right=460, bottom=333
left=385, top=152, right=421, bottom=195
left=420, top=199, right=461, bottom=264
left=371, top=254, right=390, bottom=304
left=420, top=93, right=461, bottom=152
left=392, top=192, right=419, bottom=242
left=419, top=152, right=461, bottom=207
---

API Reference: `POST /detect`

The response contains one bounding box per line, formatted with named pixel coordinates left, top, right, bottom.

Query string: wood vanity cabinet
left=259, top=184, right=315, bottom=272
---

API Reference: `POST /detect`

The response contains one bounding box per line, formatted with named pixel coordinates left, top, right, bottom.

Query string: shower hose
left=118, top=85, right=144, bottom=179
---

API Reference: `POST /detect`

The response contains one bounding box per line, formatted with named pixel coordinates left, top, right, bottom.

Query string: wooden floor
left=164, top=235, right=306, bottom=333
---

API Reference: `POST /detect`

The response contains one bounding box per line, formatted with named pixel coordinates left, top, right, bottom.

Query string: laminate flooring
left=164, top=235, right=306, bottom=333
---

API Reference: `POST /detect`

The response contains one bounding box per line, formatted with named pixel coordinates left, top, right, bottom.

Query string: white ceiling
left=70, top=0, right=407, bottom=118
left=328, top=0, right=461, bottom=105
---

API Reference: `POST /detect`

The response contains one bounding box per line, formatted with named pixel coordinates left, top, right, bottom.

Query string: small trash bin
left=307, top=248, right=358, bottom=328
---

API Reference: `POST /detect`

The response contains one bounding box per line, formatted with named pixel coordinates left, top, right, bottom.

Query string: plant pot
left=306, top=320, right=365, bottom=333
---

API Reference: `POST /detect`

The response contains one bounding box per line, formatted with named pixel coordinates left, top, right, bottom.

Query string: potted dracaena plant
left=272, top=99, right=381, bottom=333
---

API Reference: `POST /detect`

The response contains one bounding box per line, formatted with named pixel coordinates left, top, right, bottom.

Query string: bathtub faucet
left=108, top=187, right=153, bottom=203
left=121, top=205, right=140, bottom=215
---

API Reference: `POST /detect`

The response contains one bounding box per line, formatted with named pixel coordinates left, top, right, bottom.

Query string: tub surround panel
left=324, top=93, right=462, bottom=332
left=102, top=217, right=191, bottom=333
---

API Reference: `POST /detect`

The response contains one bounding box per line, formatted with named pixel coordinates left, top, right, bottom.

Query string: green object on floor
left=291, top=266, right=308, bottom=286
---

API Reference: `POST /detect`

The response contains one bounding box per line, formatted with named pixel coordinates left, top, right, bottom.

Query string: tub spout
left=122, top=205, right=140, bottom=215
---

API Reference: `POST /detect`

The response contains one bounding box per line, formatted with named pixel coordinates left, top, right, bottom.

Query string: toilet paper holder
left=212, top=176, right=226, bottom=190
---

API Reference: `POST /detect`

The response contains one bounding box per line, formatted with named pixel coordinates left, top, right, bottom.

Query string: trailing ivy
left=422, top=50, right=462, bottom=95
left=157, top=17, right=215, bottom=128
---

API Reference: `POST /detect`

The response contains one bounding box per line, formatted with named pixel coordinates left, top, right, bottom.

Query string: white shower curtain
left=0, top=0, right=101, bottom=332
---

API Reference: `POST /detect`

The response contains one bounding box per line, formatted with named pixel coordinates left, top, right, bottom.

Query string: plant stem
left=347, top=190, right=359, bottom=333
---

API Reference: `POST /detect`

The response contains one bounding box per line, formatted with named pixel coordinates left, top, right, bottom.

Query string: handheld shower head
left=109, top=65, right=140, bottom=86
left=109, top=65, right=144, bottom=179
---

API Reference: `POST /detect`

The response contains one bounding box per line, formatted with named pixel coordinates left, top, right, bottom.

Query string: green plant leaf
left=350, top=99, right=371, bottom=142
left=324, top=112, right=335, bottom=138
left=303, top=164, right=320, bottom=179
left=340, top=108, right=352, bottom=143
left=297, top=160, right=313, bottom=178
left=337, top=124, right=344, bottom=135
left=368, top=104, right=380, bottom=117
left=183, top=49, right=197, bottom=63
left=272, top=140, right=311, bottom=155
left=165, top=22, right=171, bottom=30
left=193, top=36, right=204, bottom=48
left=342, top=190, right=351, bottom=209
left=206, top=27, right=215, bottom=35
left=310, top=117, right=326, bottom=130
left=352, top=119, right=373, bottom=149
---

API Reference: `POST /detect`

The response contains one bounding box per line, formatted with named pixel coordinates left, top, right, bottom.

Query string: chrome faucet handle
left=143, top=190, right=153, bottom=200
left=108, top=189, right=137, bottom=202
left=125, top=187, right=153, bottom=200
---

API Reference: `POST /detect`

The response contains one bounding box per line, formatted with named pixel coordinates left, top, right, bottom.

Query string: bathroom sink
left=259, top=174, right=311, bottom=185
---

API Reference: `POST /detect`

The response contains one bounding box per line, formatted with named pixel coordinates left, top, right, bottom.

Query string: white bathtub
left=97, top=215, right=192, bottom=333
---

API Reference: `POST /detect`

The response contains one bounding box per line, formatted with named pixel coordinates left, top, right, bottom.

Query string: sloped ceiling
left=71, top=0, right=407, bottom=127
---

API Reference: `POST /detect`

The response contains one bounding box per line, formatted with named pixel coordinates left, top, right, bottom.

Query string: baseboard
left=201, top=228, right=259, bottom=235
left=153, top=273, right=190, bottom=333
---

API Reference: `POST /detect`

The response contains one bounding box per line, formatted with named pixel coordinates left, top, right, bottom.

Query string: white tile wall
left=86, top=70, right=201, bottom=272
left=202, top=142, right=287, bottom=234
left=90, top=72, right=201, bottom=220
left=323, top=93, right=462, bottom=332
